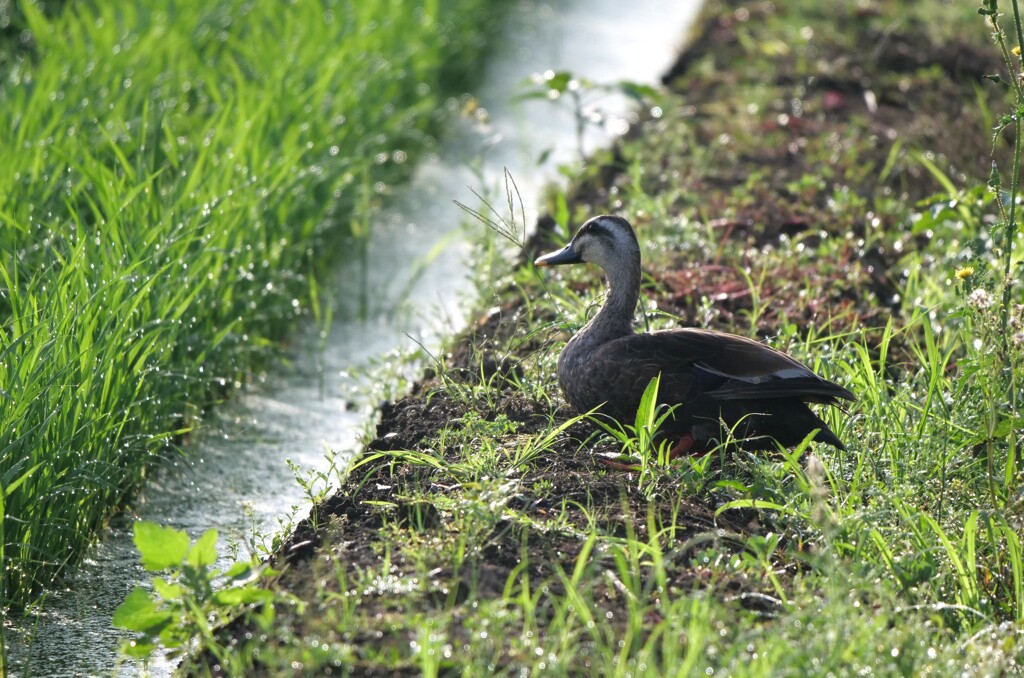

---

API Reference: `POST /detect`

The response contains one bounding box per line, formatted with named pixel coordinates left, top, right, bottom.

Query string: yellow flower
left=1014, top=46, right=1022, bottom=56
left=955, top=266, right=975, bottom=280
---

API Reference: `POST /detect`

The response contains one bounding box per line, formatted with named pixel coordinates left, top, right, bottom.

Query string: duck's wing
left=602, top=327, right=855, bottom=405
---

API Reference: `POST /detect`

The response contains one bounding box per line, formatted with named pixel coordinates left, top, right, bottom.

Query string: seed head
left=968, top=288, right=994, bottom=310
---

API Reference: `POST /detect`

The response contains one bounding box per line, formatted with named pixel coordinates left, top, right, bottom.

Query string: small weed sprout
left=517, top=70, right=662, bottom=160
left=285, top=450, right=340, bottom=531
left=113, top=521, right=280, bottom=669
left=590, top=375, right=679, bottom=495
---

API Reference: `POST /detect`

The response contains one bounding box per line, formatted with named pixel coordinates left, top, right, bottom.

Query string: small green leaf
left=713, top=479, right=751, bottom=493
left=616, top=80, right=660, bottom=102
left=214, top=587, right=274, bottom=606
left=112, top=587, right=173, bottom=632
left=545, top=70, right=573, bottom=92
left=514, top=90, right=554, bottom=102
left=992, top=414, right=1024, bottom=438
left=151, top=576, right=184, bottom=601
left=222, top=561, right=256, bottom=581
left=714, top=499, right=792, bottom=518
left=119, top=639, right=158, bottom=659
left=989, top=161, right=1003, bottom=191
left=187, top=529, right=219, bottom=568
left=134, top=521, right=190, bottom=572
left=158, top=623, right=189, bottom=649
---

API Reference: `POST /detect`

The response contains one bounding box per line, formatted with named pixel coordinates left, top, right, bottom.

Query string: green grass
left=146, top=0, right=1024, bottom=674
left=0, top=0, right=503, bottom=612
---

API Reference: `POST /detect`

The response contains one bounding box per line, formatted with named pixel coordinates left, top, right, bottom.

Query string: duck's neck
left=572, top=255, right=641, bottom=349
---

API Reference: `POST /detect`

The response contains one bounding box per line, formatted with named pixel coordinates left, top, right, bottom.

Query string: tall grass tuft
left=975, top=0, right=1024, bottom=492
left=0, top=0, right=500, bottom=610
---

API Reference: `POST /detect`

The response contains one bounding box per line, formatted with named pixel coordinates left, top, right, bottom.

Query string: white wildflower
left=968, top=288, right=994, bottom=310
left=805, top=452, right=826, bottom=485
left=1011, top=304, right=1024, bottom=330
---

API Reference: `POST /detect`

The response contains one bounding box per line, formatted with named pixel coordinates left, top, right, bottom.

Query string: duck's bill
left=534, top=244, right=581, bottom=267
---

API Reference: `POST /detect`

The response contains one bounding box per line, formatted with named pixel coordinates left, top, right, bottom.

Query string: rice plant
left=0, top=0, right=502, bottom=610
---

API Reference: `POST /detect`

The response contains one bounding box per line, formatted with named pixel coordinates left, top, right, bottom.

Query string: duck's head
left=534, top=214, right=640, bottom=271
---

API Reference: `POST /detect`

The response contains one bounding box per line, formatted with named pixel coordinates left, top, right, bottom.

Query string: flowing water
left=5, top=1, right=701, bottom=674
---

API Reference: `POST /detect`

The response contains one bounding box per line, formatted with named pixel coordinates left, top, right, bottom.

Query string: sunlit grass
left=0, top=0, right=501, bottom=611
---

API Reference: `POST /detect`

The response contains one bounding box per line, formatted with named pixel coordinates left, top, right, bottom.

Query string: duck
left=534, top=214, right=854, bottom=454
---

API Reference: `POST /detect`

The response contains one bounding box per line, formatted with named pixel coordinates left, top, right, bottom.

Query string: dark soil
left=248, top=374, right=773, bottom=676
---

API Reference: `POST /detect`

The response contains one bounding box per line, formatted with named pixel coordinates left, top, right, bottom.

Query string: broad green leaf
left=187, top=529, right=219, bottom=569
left=112, top=587, right=172, bottom=632
left=134, top=521, right=190, bottom=572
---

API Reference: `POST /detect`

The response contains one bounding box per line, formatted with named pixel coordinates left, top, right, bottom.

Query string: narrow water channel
left=5, top=1, right=701, bottom=674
